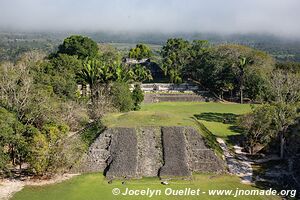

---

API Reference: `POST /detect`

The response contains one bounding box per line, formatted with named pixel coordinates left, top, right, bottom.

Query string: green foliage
left=130, top=64, right=153, bottom=83
left=33, top=54, right=82, bottom=99
left=266, top=70, right=300, bottom=104
left=271, top=103, right=299, bottom=137
left=98, top=44, right=122, bottom=65
left=0, top=50, right=89, bottom=176
left=57, top=35, right=99, bottom=59
left=0, top=33, right=58, bottom=62
left=110, top=82, right=133, bottom=112
left=77, top=59, right=151, bottom=108
left=2, top=34, right=299, bottom=178
left=131, top=84, right=144, bottom=111
left=29, top=132, right=49, bottom=175
left=77, top=59, right=116, bottom=103
left=239, top=102, right=299, bottom=155
left=238, top=105, right=276, bottom=154
left=275, top=61, right=300, bottom=73
left=77, top=59, right=103, bottom=88
left=0, top=107, right=28, bottom=172
left=161, top=38, right=191, bottom=83
left=78, top=59, right=152, bottom=86
left=187, top=44, right=275, bottom=101
left=189, top=40, right=210, bottom=57
left=29, top=122, right=85, bottom=175
left=0, top=147, right=8, bottom=173
left=80, top=120, right=105, bottom=148
left=129, top=44, right=152, bottom=60
left=239, top=68, right=300, bottom=156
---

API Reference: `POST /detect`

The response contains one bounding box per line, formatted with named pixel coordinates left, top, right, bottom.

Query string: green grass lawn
left=12, top=173, right=279, bottom=200
left=103, top=102, right=252, bottom=138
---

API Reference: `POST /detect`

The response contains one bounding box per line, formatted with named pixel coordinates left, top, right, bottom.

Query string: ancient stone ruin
left=77, top=126, right=225, bottom=179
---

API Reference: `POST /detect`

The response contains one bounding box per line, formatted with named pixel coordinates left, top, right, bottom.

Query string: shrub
left=29, top=132, right=49, bottom=175
left=29, top=123, right=86, bottom=175
left=132, top=84, right=144, bottom=111
left=80, top=120, right=105, bottom=148
left=110, top=82, right=133, bottom=112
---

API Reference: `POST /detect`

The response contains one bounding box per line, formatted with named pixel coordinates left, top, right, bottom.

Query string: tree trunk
left=250, top=146, right=254, bottom=155
left=280, top=133, right=285, bottom=159
left=19, top=158, right=22, bottom=170
left=240, top=88, right=243, bottom=104
left=90, top=84, right=94, bottom=104
left=9, top=144, right=15, bottom=165
left=240, top=70, right=244, bottom=104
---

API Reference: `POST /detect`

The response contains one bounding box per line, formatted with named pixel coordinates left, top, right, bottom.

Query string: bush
left=238, top=105, right=275, bottom=154
left=110, top=82, right=133, bottom=112
left=132, top=84, right=144, bottom=110
left=29, top=123, right=81, bottom=175
left=0, top=147, right=9, bottom=174
left=29, top=132, right=49, bottom=175
left=80, top=120, right=105, bottom=148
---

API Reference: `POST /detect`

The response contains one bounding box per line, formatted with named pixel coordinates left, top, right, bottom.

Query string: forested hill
left=1, top=31, right=300, bottom=62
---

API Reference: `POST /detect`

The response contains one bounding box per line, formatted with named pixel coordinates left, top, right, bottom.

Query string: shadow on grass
left=194, top=112, right=238, bottom=124
left=194, top=112, right=244, bottom=135
left=194, top=112, right=246, bottom=146
left=191, top=117, right=223, bottom=156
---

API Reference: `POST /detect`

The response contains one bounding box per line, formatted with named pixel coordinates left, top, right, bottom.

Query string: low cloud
left=0, top=0, right=299, bottom=38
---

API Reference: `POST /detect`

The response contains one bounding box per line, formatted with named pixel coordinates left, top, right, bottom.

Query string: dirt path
left=0, top=180, right=24, bottom=200
left=217, top=138, right=253, bottom=184
left=0, top=174, right=79, bottom=200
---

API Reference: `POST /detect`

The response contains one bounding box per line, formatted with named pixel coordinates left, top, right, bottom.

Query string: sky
left=0, top=0, right=299, bottom=38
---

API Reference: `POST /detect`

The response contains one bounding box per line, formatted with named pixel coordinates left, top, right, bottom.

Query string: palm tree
left=238, top=57, right=253, bottom=104
left=78, top=60, right=127, bottom=100
left=78, top=59, right=153, bottom=102
left=169, top=68, right=182, bottom=84
left=132, top=65, right=153, bottom=83
left=114, top=63, right=134, bottom=82
left=77, top=59, right=102, bottom=102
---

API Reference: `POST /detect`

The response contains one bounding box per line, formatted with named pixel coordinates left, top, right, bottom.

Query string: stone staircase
left=75, top=127, right=225, bottom=179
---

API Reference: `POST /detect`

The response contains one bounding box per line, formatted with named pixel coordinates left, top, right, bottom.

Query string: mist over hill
left=1, top=31, right=300, bottom=62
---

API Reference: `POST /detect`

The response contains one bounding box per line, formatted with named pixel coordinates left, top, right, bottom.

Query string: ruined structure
left=76, top=126, right=225, bottom=179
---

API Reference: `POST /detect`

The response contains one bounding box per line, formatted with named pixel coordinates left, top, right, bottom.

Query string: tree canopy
left=129, top=44, right=152, bottom=60
left=186, top=44, right=275, bottom=101
left=161, top=38, right=191, bottom=83
left=57, top=35, right=99, bottom=59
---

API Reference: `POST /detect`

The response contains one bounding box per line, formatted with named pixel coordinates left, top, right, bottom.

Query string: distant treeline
left=1, top=31, right=300, bottom=62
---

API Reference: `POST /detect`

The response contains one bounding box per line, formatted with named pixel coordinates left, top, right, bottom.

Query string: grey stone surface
left=106, top=128, right=138, bottom=179
left=185, top=127, right=225, bottom=173
left=136, top=127, right=163, bottom=177
left=74, top=131, right=111, bottom=173
left=143, top=93, right=209, bottom=103
left=159, top=127, right=191, bottom=178
left=76, top=126, right=226, bottom=179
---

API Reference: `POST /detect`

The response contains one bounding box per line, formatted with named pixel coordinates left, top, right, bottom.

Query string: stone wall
left=185, top=127, right=225, bottom=172
left=143, top=93, right=214, bottom=103
left=75, top=131, right=111, bottom=173
left=76, top=126, right=225, bottom=179
left=131, top=83, right=200, bottom=93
